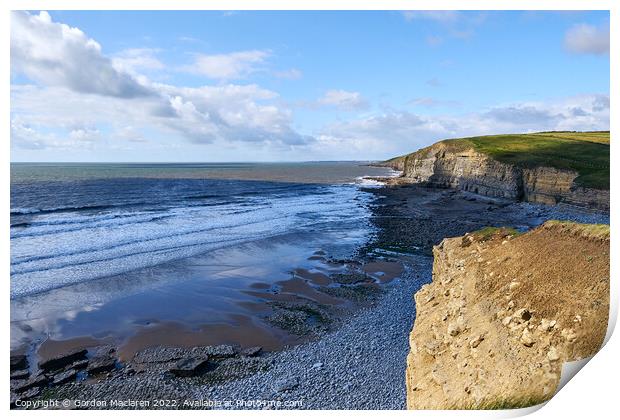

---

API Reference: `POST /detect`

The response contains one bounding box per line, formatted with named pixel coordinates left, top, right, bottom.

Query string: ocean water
left=10, top=162, right=397, bottom=299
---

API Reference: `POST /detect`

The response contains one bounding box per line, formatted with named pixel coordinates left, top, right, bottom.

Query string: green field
left=412, top=131, right=610, bottom=190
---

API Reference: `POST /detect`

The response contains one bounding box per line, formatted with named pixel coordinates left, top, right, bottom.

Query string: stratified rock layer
left=400, top=142, right=609, bottom=211
left=406, top=222, right=609, bottom=409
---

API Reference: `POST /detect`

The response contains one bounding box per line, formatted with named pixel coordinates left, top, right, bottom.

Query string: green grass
left=468, top=226, right=521, bottom=242
left=543, top=220, right=610, bottom=240
left=400, top=131, right=610, bottom=190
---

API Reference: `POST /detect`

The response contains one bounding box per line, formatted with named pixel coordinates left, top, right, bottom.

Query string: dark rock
left=132, top=347, right=185, bottom=364
left=169, top=357, right=211, bottom=377
left=68, top=358, right=89, bottom=371
left=51, top=369, right=77, bottom=386
left=10, top=354, right=28, bottom=371
left=10, top=392, right=19, bottom=408
left=87, top=355, right=117, bottom=375
left=201, top=345, right=238, bottom=359
left=18, top=387, right=41, bottom=401
left=132, top=345, right=237, bottom=367
left=240, top=346, right=262, bottom=357
left=12, top=374, right=49, bottom=393
left=332, top=272, right=370, bottom=285
left=39, top=349, right=88, bottom=372
left=10, top=369, right=30, bottom=380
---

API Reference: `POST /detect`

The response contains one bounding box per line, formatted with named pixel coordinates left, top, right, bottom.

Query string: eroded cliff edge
left=406, top=221, right=610, bottom=409
left=383, top=132, right=609, bottom=211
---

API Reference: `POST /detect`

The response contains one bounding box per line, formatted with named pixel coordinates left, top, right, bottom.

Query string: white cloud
left=11, top=120, right=51, bottom=150
left=112, top=48, right=164, bottom=74
left=312, top=94, right=609, bottom=160
left=69, top=127, right=101, bottom=143
left=564, top=23, right=610, bottom=55
left=9, top=11, right=609, bottom=162
left=10, top=12, right=312, bottom=153
left=11, top=82, right=312, bottom=150
left=318, top=89, right=368, bottom=110
left=10, top=11, right=152, bottom=98
left=184, top=50, right=270, bottom=80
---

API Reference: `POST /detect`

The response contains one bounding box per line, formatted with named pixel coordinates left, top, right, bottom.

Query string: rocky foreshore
left=10, top=184, right=610, bottom=409
left=379, top=133, right=610, bottom=212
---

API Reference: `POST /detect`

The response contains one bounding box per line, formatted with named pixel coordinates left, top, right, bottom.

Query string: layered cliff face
left=406, top=222, right=610, bottom=409
left=398, top=136, right=609, bottom=211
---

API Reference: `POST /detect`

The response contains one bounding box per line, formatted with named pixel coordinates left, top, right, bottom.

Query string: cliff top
left=387, top=131, right=610, bottom=189
left=407, top=220, right=610, bottom=409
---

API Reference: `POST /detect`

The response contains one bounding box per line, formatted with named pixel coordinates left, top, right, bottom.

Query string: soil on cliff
left=406, top=221, right=610, bottom=409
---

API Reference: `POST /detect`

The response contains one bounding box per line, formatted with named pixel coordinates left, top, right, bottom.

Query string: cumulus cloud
left=112, top=48, right=164, bottom=74
left=483, top=94, right=609, bottom=132
left=11, top=82, right=312, bottom=150
left=10, top=11, right=152, bottom=98
left=69, top=127, right=101, bottom=143
left=10, top=12, right=312, bottom=152
left=11, top=120, right=51, bottom=150
left=156, top=83, right=312, bottom=145
left=312, top=94, right=609, bottom=160
left=318, top=89, right=368, bottom=110
left=564, top=23, right=610, bottom=55
left=184, top=50, right=270, bottom=80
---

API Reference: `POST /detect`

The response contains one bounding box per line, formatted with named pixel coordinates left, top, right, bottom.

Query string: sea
left=10, top=162, right=398, bottom=353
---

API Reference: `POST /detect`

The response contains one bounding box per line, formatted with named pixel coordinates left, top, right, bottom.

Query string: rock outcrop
left=398, top=141, right=609, bottom=211
left=406, top=222, right=609, bottom=409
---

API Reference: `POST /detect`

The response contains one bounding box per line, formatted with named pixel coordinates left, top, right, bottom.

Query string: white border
left=3, top=1, right=617, bottom=419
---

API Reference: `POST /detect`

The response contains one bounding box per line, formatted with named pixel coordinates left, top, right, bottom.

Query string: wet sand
left=13, top=229, right=405, bottom=370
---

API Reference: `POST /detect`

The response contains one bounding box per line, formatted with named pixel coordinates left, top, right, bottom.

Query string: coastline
left=11, top=181, right=610, bottom=409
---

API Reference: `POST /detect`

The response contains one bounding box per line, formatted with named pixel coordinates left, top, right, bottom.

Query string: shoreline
left=11, top=183, right=610, bottom=409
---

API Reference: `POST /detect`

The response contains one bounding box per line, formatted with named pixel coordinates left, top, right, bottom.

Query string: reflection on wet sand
left=363, top=261, right=404, bottom=282
left=116, top=315, right=302, bottom=362
left=12, top=233, right=404, bottom=368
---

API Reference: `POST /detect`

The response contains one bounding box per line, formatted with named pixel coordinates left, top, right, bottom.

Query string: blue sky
left=10, top=10, right=610, bottom=162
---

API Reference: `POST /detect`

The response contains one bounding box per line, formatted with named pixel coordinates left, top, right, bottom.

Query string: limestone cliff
left=396, top=139, right=609, bottom=211
left=406, top=222, right=610, bottom=409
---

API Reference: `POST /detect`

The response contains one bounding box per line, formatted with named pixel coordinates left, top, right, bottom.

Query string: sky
left=10, top=10, right=610, bottom=162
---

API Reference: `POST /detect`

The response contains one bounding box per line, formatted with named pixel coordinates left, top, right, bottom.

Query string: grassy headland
left=395, top=131, right=610, bottom=189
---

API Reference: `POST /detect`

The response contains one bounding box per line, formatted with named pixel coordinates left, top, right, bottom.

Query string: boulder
left=169, top=357, right=210, bottom=377
left=201, top=345, right=238, bottom=359
left=51, top=369, right=77, bottom=386
left=39, top=349, right=88, bottom=372
left=10, top=354, right=28, bottom=371
left=10, top=369, right=30, bottom=380
left=12, top=374, right=49, bottom=393
left=87, top=355, right=117, bottom=375
left=18, top=387, right=41, bottom=401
